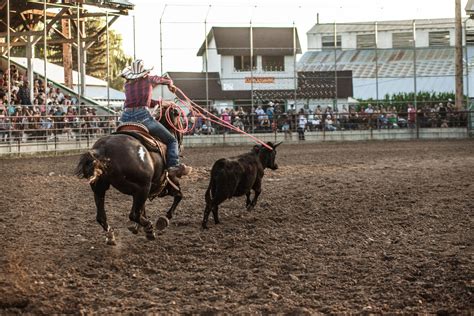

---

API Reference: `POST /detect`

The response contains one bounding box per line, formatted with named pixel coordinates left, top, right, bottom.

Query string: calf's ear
left=273, top=141, right=283, bottom=148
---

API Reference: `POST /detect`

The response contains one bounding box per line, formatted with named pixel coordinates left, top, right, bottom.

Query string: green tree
left=109, top=31, right=132, bottom=91
left=36, top=17, right=131, bottom=91
left=82, top=18, right=131, bottom=91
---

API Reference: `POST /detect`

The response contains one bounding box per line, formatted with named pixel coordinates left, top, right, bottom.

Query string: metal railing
left=0, top=108, right=470, bottom=153
left=186, top=110, right=471, bottom=135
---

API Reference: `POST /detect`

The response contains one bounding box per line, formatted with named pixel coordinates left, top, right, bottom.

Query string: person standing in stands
left=297, top=109, right=307, bottom=140
left=281, top=114, right=293, bottom=140
left=18, top=81, right=31, bottom=105
left=220, top=108, right=231, bottom=133
left=120, top=59, right=191, bottom=179
left=407, top=103, right=416, bottom=128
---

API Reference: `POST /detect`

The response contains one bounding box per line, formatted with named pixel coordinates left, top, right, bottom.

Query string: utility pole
left=62, top=17, right=73, bottom=88
left=455, top=0, right=464, bottom=110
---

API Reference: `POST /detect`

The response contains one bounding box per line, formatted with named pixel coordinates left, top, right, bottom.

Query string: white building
left=160, top=26, right=353, bottom=112
left=298, top=18, right=474, bottom=101
left=197, top=27, right=300, bottom=93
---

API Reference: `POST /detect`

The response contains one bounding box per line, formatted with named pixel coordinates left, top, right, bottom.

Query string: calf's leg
left=211, top=205, right=220, bottom=225
left=202, top=187, right=225, bottom=229
left=203, top=203, right=221, bottom=229
left=247, top=180, right=262, bottom=211
left=202, top=187, right=213, bottom=229
left=245, top=192, right=251, bottom=208
left=202, top=203, right=212, bottom=229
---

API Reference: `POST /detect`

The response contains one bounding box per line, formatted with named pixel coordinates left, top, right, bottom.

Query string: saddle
left=115, top=122, right=167, bottom=164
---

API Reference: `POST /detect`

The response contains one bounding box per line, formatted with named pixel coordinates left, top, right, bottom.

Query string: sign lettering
left=245, top=77, right=275, bottom=84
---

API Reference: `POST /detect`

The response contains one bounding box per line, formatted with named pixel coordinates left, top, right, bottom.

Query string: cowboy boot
left=168, top=163, right=192, bottom=178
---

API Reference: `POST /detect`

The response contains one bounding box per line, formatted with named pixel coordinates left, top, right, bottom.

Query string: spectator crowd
left=186, top=99, right=468, bottom=137
left=0, top=65, right=117, bottom=142
left=0, top=64, right=469, bottom=143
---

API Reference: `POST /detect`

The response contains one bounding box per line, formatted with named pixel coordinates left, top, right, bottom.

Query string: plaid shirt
left=124, top=75, right=173, bottom=109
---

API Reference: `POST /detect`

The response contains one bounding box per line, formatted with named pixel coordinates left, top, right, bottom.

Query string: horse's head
left=155, top=101, right=178, bottom=127
left=167, top=107, right=181, bottom=127
left=155, top=101, right=184, bottom=151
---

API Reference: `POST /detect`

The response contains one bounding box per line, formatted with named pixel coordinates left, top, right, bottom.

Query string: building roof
left=307, top=18, right=455, bottom=34
left=467, top=0, right=474, bottom=16
left=1, top=0, right=133, bottom=33
left=297, top=48, right=468, bottom=78
left=10, top=57, right=107, bottom=86
left=85, top=85, right=125, bottom=101
left=197, top=27, right=302, bottom=57
left=6, top=57, right=125, bottom=101
left=90, top=0, right=134, bottom=10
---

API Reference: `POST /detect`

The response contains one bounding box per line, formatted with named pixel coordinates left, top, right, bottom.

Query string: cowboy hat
left=120, top=59, right=153, bottom=80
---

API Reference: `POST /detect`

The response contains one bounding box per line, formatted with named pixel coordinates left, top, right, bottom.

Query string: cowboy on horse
left=120, top=59, right=192, bottom=179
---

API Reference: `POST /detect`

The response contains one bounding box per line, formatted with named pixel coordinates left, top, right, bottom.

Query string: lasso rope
left=161, top=87, right=273, bottom=150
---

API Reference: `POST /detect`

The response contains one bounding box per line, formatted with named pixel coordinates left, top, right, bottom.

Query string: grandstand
left=5, top=57, right=125, bottom=110
left=0, top=0, right=133, bottom=113
left=297, top=48, right=471, bottom=99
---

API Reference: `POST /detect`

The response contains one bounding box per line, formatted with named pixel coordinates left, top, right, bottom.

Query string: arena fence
left=0, top=110, right=471, bottom=156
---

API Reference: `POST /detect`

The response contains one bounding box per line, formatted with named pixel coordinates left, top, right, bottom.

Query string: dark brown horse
left=75, top=109, right=184, bottom=245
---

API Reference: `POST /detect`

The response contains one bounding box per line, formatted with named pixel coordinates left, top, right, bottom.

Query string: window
left=429, top=31, right=450, bottom=47
left=357, top=34, right=376, bottom=49
left=234, top=56, right=256, bottom=71
left=262, top=56, right=285, bottom=71
left=466, top=27, right=474, bottom=44
left=322, top=35, right=341, bottom=50
left=392, top=32, right=414, bottom=48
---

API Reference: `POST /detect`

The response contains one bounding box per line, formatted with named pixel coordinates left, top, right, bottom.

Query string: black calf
left=202, top=141, right=281, bottom=229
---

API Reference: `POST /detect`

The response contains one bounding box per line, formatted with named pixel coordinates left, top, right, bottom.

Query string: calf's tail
left=74, top=149, right=107, bottom=184
left=205, top=173, right=215, bottom=204
left=205, top=186, right=211, bottom=204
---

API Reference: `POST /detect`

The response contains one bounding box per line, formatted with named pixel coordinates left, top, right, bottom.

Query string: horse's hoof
left=106, top=238, right=117, bottom=245
left=105, top=231, right=116, bottom=245
left=127, top=223, right=140, bottom=234
left=156, top=216, right=169, bottom=231
left=146, top=231, right=156, bottom=241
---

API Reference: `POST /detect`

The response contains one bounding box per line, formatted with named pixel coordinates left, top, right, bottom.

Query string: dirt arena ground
left=0, top=139, right=473, bottom=314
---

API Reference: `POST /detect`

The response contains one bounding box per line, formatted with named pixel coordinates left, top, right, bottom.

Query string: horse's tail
left=74, top=149, right=107, bottom=184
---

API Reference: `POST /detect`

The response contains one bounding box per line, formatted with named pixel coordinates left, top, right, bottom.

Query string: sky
left=111, top=0, right=469, bottom=74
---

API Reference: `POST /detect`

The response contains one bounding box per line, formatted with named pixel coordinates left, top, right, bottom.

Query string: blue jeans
left=121, top=108, right=179, bottom=167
